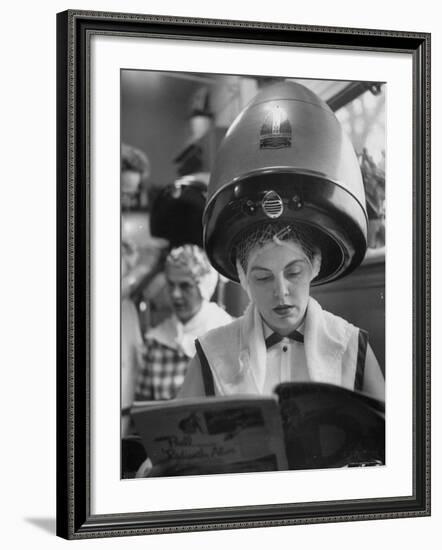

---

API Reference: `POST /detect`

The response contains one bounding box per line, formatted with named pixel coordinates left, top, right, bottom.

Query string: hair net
left=165, top=244, right=219, bottom=301
left=234, top=222, right=320, bottom=272
left=234, top=222, right=322, bottom=297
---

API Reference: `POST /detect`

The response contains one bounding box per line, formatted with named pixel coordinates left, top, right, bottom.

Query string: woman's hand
left=135, top=457, right=154, bottom=478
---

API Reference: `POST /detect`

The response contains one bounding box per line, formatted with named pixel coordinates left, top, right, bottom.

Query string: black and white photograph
left=120, top=70, right=387, bottom=479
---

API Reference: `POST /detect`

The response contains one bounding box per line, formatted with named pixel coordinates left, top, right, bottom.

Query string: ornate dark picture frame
left=56, top=9, right=430, bottom=540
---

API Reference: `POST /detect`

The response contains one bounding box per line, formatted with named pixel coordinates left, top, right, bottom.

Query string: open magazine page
left=132, top=396, right=288, bottom=475
left=275, top=382, right=385, bottom=470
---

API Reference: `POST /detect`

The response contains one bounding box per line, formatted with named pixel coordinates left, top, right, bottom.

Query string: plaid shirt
left=135, top=337, right=190, bottom=401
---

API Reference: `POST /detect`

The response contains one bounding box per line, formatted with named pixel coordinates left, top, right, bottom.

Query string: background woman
left=135, top=244, right=232, bottom=401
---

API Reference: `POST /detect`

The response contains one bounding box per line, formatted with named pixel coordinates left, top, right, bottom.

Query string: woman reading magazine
left=136, top=80, right=385, bottom=477
left=179, top=223, right=384, bottom=401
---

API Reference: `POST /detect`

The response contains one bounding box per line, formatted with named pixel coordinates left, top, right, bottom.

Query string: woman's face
left=165, top=264, right=203, bottom=324
left=247, top=241, right=313, bottom=335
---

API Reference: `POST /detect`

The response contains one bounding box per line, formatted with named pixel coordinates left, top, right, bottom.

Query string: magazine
left=130, top=382, right=385, bottom=476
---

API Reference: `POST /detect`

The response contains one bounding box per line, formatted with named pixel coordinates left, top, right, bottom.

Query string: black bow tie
left=265, top=330, right=304, bottom=349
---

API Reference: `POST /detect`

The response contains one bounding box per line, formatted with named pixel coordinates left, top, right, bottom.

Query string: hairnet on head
left=165, top=244, right=219, bottom=301
left=234, top=222, right=321, bottom=297
left=235, top=222, right=321, bottom=272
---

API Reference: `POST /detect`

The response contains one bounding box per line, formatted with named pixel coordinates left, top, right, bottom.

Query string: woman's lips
left=273, top=305, right=295, bottom=317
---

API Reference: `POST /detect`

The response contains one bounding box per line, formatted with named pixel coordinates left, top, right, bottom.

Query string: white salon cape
left=146, top=300, right=232, bottom=358
left=180, top=297, right=362, bottom=397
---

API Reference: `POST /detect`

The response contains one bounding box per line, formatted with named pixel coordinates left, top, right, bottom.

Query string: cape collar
left=212, top=297, right=352, bottom=394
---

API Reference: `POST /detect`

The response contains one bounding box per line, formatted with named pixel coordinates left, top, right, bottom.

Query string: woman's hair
left=234, top=222, right=320, bottom=272
left=165, top=245, right=212, bottom=278
left=165, top=244, right=218, bottom=301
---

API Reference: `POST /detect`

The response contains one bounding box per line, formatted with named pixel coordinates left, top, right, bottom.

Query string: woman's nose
left=171, top=285, right=182, bottom=299
left=273, top=276, right=289, bottom=299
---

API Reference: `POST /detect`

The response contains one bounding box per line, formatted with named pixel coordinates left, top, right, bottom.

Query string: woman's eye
left=254, top=274, right=272, bottom=282
left=286, top=270, right=301, bottom=278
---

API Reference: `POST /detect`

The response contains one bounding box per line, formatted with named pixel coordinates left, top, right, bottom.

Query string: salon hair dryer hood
left=203, top=81, right=368, bottom=285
